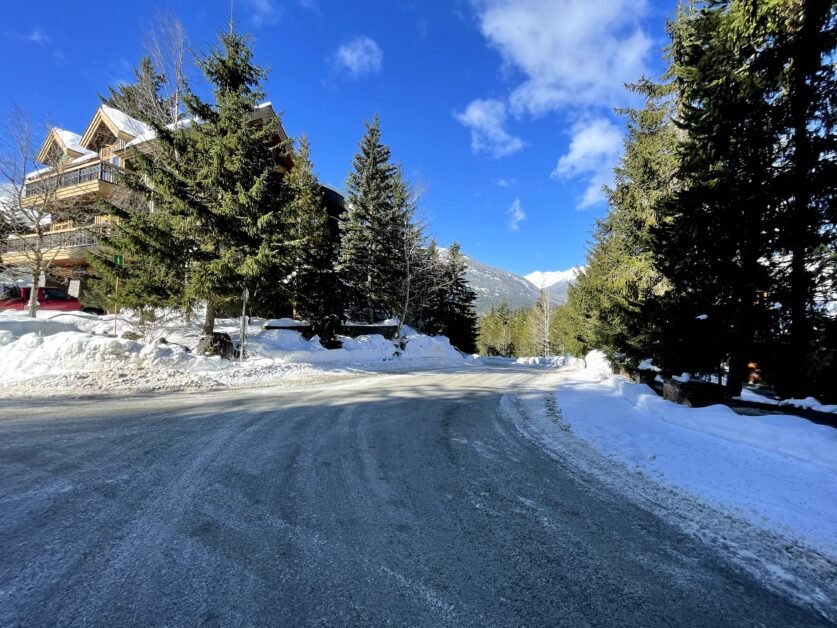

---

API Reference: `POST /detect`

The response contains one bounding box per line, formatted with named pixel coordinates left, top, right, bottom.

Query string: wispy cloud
left=552, top=118, right=622, bottom=209
left=507, top=197, right=526, bottom=232
left=246, top=0, right=282, bottom=27
left=332, top=36, right=383, bottom=79
left=493, top=177, right=518, bottom=188
left=8, top=28, right=49, bottom=44
left=455, top=99, right=524, bottom=159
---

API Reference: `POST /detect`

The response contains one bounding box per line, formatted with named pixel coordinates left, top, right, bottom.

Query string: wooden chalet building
left=2, top=102, right=344, bottom=300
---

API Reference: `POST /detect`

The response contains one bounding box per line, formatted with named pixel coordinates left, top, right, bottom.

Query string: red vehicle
left=0, top=286, right=96, bottom=313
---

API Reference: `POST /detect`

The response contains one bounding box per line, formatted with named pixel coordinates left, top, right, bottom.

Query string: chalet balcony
left=22, top=162, right=125, bottom=207
left=1, top=217, right=111, bottom=267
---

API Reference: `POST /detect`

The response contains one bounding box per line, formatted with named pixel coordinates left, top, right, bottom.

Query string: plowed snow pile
left=0, top=311, right=464, bottom=393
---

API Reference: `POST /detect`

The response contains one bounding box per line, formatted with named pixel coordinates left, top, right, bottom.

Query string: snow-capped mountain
left=524, top=267, right=583, bottom=290
left=524, top=267, right=583, bottom=304
left=455, top=251, right=580, bottom=314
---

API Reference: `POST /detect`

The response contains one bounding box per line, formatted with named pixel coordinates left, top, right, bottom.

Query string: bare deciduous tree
left=0, top=107, right=91, bottom=317
left=146, top=11, right=189, bottom=126
left=528, top=288, right=554, bottom=356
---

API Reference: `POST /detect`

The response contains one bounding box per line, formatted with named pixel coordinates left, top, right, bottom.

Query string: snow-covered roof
left=55, top=129, right=96, bottom=157
left=123, top=101, right=279, bottom=148
left=124, top=117, right=197, bottom=148
left=100, top=105, right=152, bottom=139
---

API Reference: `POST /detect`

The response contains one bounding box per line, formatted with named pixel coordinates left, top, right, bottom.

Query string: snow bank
left=735, top=388, right=780, bottom=406
left=0, top=312, right=464, bottom=390
left=604, top=377, right=837, bottom=473
left=581, top=350, right=614, bottom=380
left=554, top=360, right=837, bottom=554
left=0, top=331, right=227, bottom=383
left=263, top=318, right=309, bottom=328
left=780, top=396, right=837, bottom=415
left=514, top=355, right=577, bottom=368
left=246, top=327, right=461, bottom=365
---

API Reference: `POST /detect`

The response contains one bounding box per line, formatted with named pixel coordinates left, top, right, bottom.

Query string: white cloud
left=7, top=28, right=49, bottom=44
left=507, top=197, right=526, bottom=231
left=494, top=177, right=518, bottom=187
left=24, top=29, right=49, bottom=44
left=458, top=0, right=651, bottom=198
left=455, top=99, right=525, bottom=158
left=552, top=118, right=623, bottom=209
left=477, top=0, right=651, bottom=115
left=247, top=0, right=282, bottom=26
left=333, top=36, right=383, bottom=79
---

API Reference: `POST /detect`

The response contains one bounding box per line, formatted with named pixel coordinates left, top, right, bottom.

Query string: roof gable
left=79, top=106, right=151, bottom=150
left=36, top=127, right=95, bottom=163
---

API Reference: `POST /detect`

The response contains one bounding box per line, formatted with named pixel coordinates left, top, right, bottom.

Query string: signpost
left=239, top=287, right=250, bottom=364
left=113, top=254, right=123, bottom=337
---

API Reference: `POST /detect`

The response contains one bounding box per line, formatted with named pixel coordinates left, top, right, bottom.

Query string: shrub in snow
left=196, top=333, right=235, bottom=360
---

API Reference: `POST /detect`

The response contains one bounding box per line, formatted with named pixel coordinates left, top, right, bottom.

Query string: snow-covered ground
left=535, top=352, right=837, bottom=558
left=0, top=309, right=465, bottom=395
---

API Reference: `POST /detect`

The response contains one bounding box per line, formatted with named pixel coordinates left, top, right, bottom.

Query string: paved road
left=0, top=366, right=828, bottom=626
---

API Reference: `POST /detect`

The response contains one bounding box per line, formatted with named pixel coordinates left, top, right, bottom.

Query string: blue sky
left=0, top=0, right=674, bottom=276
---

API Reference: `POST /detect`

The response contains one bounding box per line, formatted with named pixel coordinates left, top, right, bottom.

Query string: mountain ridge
left=455, top=251, right=579, bottom=315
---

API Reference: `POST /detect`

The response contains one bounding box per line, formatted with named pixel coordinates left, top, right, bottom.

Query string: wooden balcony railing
left=1, top=222, right=109, bottom=255
left=24, top=162, right=123, bottom=197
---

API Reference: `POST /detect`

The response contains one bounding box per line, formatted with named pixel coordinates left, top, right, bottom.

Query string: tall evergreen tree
left=478, top=300, right=519, bottom=357
left=339, top=115, right=394, bottom=322
left=408, top=239, right=443, bottom=333
left=282, top=136, right=343, bottom=346
left=388, top=165, right=422, bottom=329
left=652, top=2, right=778, bottom=394
left=101, top=57, right=171, bottom=125
left=338, top=115, right=410, bottom=323
left=437, top=242, right=478, bottom=353
left=94, top=32, right=293, bottom=342
left=727, top=0, right=837, bottom=396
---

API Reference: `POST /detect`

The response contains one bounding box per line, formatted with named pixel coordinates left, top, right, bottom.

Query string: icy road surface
left=0, top=364, right=832, bottom=626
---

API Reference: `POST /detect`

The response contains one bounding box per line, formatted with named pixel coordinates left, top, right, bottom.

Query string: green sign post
left=113, top=254, right=123, bottom=336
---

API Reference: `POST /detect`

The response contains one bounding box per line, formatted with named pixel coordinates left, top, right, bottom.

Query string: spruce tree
left=94, top=32, right=293, bottom=342
left=89, top=56, right=192, bottom=315
left=478, top=300, right=515, bottom=357
left=101, top=57, right=170, bottom=125
left=728, top=0, right=837, bottom=396
left=338, top=116, right=416, bottom=325
left=438, top=242, right=478, bottom=353
left=652, top=2, right=778, bottom=393
left=407, top=240, right=436, bottom=332
left=282, top=136, right=343, bottom=347
left=554, top=273, right=597, bottom=359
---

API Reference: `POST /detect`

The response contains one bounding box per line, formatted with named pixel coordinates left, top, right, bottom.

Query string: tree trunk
left=27, top=267, right=40, bottom=318
left=725, top=347, right=747, bottom=398
left=202, top=297, right=216, bottom=337
left=783, top=0, right=829, bottom=397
